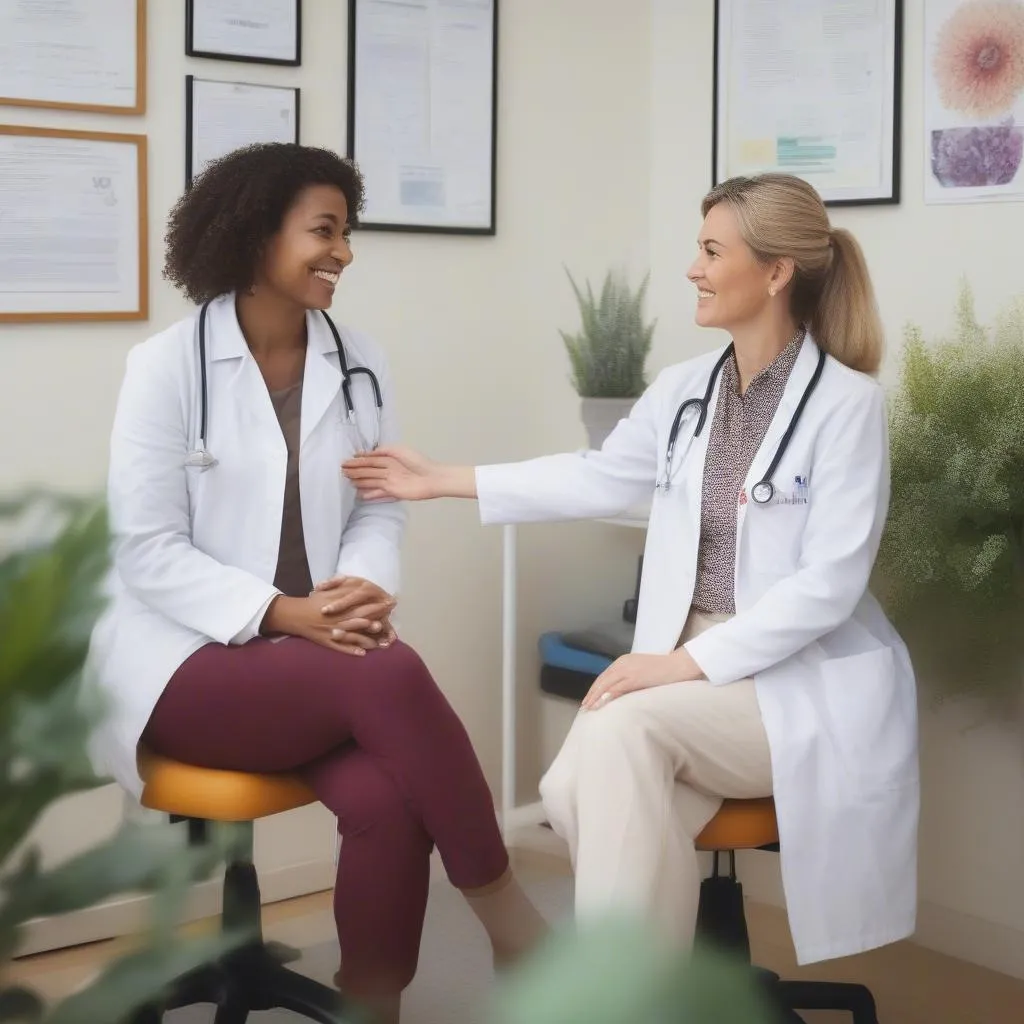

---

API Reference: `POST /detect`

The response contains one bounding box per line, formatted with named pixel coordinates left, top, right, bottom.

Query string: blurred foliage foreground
left=0, top=493, right=247, bottom=1023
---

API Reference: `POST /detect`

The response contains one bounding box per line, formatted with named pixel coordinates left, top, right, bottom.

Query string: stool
left=695, top=798, right=880, bottom=1024
left=128, top=749, right=350, bottom=1023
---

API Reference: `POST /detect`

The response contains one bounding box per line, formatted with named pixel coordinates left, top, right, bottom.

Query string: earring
left=768, top=287, right=776, bottom=297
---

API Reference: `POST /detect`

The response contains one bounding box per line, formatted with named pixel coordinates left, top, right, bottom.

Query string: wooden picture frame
left=346, top=0, right=499, bottom=234
left=186, top=0, right=302, bottom=67
left=712, top=0, right=903, bottom=207
left=0, top=0, right=146, bottom=116
left=0, top=125, right=148, bottom=323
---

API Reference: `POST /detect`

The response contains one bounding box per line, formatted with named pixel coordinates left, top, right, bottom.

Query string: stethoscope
left=185, top=301, right=383, bottom=468
left=658, top=343, right=826, bottom=503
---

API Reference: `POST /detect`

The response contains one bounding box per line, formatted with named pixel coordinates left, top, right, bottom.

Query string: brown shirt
left=691, top=330, right=804, bottom=615
left=269, top=380, right=314, bottom=599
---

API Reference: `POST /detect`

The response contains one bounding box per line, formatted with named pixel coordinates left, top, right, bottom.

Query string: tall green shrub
left=873, top=282, right=1024, bottom=705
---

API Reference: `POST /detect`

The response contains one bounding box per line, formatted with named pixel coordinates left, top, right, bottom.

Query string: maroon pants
left=142, top=637, right=509, bottom=994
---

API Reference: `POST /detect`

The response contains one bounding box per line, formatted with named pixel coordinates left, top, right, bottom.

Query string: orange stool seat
left=138, top=748, right=316, bottom=822
left=695, top=797, right=778, bottom=852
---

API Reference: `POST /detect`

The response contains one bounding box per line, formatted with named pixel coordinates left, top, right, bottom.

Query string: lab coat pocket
left=748, top=499, right=809, bottom=572
left=819, top=647, right=916, bottom=789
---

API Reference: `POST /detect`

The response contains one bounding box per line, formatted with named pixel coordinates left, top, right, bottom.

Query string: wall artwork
left=924, top=0, right=1024, bottom=203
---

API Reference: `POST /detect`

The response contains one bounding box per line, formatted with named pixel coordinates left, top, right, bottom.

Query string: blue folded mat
left=538, top=632, right=614, bottom=676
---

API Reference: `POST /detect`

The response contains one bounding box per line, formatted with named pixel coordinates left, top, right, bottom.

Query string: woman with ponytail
left=342, top=173, right=919, bottom=966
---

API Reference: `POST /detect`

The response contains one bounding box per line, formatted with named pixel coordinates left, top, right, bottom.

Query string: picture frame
left=346, top=0, right=499, bottom=234
left=0, top=0, right=146, bottom=115
left=185, top=76, right=301, bottom=185
left=712, top=0, right=903, bottom=207
left=186, top=0, right=302, bottom=67
left=0, top=125, right=148, bottom=323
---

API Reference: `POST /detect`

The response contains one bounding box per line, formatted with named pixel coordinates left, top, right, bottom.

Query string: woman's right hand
left=261, top=584, right=395, bottom=656
left=342, top=446, right=476, bottom=502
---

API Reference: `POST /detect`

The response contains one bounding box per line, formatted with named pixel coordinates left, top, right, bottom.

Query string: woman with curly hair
left=87, top=143, right=545, bottom=1023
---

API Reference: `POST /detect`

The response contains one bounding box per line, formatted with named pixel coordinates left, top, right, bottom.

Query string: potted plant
left=559, top=268, right=656, bottom=449
left=872, top=281, right=1024, bottom=708
left=0, top=492, right=248, bottom=1023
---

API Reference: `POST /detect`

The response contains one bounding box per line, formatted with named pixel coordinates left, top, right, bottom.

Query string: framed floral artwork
left=924, top=0, right=1024, bottom=204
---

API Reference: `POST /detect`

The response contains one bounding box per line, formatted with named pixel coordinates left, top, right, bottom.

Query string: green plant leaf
left=492, top=918, right=773, bottom=1024
left=0, top=822, right=229, bottom=956
left=559, top=268, right=655, bottom=397
left=43, top=930, right=251, bottom=1024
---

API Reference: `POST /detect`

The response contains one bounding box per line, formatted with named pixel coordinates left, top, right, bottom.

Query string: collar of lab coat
left=205, top=292, right=341, bottom=365
left=204, top=292, right=344, bottom=446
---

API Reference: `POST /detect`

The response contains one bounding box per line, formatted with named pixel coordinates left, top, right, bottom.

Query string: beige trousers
left=538, top=611, right=774, bottom=948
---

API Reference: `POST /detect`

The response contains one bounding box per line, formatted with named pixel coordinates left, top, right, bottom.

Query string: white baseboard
left=15, top=858, right=335, bottom=959
left=914, top=899, right=1024, bottom=981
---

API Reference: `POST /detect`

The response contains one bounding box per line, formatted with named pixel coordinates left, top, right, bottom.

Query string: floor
left=5, top=848, right=1023, bottom=1023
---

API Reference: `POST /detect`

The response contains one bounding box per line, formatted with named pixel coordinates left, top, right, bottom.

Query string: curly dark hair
left=163, top=143, right=365, bottom=305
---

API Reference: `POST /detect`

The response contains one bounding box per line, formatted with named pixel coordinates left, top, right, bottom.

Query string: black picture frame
left=185, top=75, right=301, bottom=186
left=346, top=0, right=499, bottom=235
left=711, top=0, right=903, bottom=207
left=186, top=0, right=302, bottom=67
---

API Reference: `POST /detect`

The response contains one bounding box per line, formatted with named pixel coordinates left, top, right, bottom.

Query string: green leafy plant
left=560, top=269, right=656, bottom=398
left=872, top=281, right=1024, bottom=706
left=0, top=492, right=248, bottom=1023
left=492, top=918, right=775, bottom=1024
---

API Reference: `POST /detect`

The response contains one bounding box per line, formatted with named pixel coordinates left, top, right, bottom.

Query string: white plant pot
left=580, top=396, right=637, bottom=450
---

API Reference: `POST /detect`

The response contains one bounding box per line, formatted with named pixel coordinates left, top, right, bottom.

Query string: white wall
left=649, top=0, right=1024, bottom=980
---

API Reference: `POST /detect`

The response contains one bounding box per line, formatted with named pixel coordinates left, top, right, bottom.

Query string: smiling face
left=255, top=183, right=353, bottom=310
left=687, top=201, right=790, bottom=333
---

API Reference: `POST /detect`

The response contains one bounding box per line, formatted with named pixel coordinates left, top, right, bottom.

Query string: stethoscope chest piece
left=750, top=481, right=774, bottom=505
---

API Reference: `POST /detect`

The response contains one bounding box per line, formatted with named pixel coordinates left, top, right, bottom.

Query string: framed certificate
left=186, top=77, right=300, bottom=185
left=186, top=0, right=302, bottom=66
left=712, top=0, right=903, bottom=206
left=0, top=0, right=145, bottom=115
left=0, top=126, right=148, bottom=322
left=347, top=0, right=499, bottom=234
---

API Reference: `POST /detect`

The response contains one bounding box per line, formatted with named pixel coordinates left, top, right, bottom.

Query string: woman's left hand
left=581, top=649, right=704, bottom=710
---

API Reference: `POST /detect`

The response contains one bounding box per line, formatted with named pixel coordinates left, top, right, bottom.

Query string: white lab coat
left=85, top=294, right=405, bottom=799
left=475, top=334, right=919, bottom=965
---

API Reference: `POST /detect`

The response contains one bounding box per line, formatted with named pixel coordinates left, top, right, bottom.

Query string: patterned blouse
left=691, top=329, right=804, bottom=615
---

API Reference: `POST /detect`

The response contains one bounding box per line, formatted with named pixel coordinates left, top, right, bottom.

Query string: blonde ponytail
left=701, top=174, right=884, bottom=375
left=813, top=228, right=883, bottom=375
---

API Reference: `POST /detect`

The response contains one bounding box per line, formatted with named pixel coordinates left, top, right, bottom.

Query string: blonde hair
left=701, top=173, right=883, bottom=375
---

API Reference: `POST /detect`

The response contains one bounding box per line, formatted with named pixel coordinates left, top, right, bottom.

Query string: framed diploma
left=186, top=0, right=302, bottom=67
left=712, top=0, right=903, bottom=206
left=0, top=0, right=146, bottom=115
left=347, top=0, right=499, bottom=234
left=0, top=126, right=148, bottom=322
left=186, top=77, right=300, bottom=185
